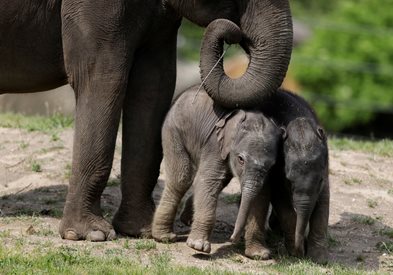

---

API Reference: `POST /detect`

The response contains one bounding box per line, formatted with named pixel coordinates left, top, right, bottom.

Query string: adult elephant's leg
left=60, top=80, right=124, bottom=241
left=307, top=183, right=330, bottom=263
left=244, top=183, right=271, bottom=260
left=59, top=1, right=132, bottom=241
left=112, top=29, right=178, bottom=236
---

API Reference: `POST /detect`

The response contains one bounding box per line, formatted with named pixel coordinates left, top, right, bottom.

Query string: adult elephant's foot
left=307, top=244, right=328, bottom=264
left=112, top=201, right=155, bottom=237
left=245, top=243, right=271, bottom=260
left=186, top=234, right=211, bottom=253
left=284, top=238, right=297, bottom=256
left=59, top=214, right=116, bottom=241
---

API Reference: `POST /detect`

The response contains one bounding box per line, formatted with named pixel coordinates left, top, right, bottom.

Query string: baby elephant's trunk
left=230, top=183, right=260, bottom=242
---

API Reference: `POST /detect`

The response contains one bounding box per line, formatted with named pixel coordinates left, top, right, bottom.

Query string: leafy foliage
left=292, top=1, right=393, bottom=131
left=178, top=19, right=204, bottom=61
left=0, top=113, right=73, bottom=132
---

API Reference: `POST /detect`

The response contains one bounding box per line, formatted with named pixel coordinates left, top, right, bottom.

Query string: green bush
left=292, top=1, right=393, bottom=131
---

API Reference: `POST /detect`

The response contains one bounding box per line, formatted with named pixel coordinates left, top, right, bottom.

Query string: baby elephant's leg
left=180, top=195, right=194, bottom=226
left=187, top=162, right=229, bottom=253
left=244, top=183, right=271, bottom=260
left=271, top=191, right=297, bottom=256
left=152, top=133, right=194, bottom=242
left=307, top=184, right=330, bottom=264
left=180, top=181, right=230, bottom=226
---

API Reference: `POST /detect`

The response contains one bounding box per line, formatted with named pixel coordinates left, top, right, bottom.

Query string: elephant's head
left=216, top=110, right=282, bottom=242
left=283, top=118, right=328, bottom=257
left=167, top=0, right=293, bottom=108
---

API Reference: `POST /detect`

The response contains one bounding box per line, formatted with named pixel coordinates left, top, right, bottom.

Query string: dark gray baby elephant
left=257, top=89, right=330, bottom=263
left=178, top=89, right=330, bottom=262
left=152, top=86, right=282, bottom=257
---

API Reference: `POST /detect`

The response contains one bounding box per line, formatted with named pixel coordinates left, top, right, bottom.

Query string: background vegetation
left=178, top=1, right=393, bottom=135
left=291, top=0, right=393, bottom=131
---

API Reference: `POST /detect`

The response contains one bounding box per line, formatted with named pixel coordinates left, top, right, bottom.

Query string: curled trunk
left=200, top=0, right=293, bottom=108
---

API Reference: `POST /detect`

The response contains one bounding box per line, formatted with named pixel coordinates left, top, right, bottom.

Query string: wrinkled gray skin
left=259, top=89, right=330, bottom=263
left=152, top=87, right=281, bottom=257
left=180, top=90, right=329, bottom=261
left=0, top=1, right=292, bottom=241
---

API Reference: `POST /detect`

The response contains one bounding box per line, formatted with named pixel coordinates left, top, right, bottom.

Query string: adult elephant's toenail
left=64, top=230, right=79, bottom=241
left=107, top=229, right=117, bottom=241
left=86, top=230, right=106, bottom=242
left=203, top=242, right=211, bottom=253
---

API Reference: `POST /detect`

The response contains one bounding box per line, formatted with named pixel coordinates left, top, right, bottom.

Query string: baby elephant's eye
left=238, top=155, right=245, bottom=165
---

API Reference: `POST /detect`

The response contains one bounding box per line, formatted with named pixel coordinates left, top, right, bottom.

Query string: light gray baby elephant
left=152, top=86, right=282, bottom=257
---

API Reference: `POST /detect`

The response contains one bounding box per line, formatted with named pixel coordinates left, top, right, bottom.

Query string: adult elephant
left=0, top=0, right=293, bottom=241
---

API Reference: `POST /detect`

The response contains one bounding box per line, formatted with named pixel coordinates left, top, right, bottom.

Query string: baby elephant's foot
left=186, top=237, right=211, bottom=253
left=152, top=231, right=177, bottom=243
left=307, top=244, right=328, bottom=264
left=245, top=244, right=271, bottom=260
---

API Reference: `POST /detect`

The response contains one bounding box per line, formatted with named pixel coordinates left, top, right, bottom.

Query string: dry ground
left=0, top=127, right=392, bottom=273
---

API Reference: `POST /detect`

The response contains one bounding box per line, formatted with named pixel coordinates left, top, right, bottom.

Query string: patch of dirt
left=0, top=127, right=392, bottom=273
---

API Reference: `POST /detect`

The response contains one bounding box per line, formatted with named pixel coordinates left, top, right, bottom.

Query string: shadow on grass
left=0, top=183, right=121, bottom=220
left=328, top=211, right=393, bottom=271
left=0, top=185, right=67, bottom=218
left=184, top=211, right=393, bottom=272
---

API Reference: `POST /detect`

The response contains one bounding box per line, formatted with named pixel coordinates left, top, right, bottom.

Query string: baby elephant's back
left=163, top=86, right=226, bottom=154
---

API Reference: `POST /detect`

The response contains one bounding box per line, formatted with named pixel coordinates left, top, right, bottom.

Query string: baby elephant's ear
left=216, top=110, right=246, bottom=160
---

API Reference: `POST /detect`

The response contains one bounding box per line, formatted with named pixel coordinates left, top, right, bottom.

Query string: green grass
left=0, top=244, right=377, bottom=275
left=327, top=234, right=340, bottom=248
left=344, top=178, right=362, bottom=186
left=19, top=141, right=29, bottom=149
left=376, top=241, right=393, bottom=254
left=134, top=239, right=157, bottom=251
left=355, top=254, right=365, bottom=262
left=0, top=113, right=73, bottom=132
left=379, top=228, right=393, bottom=239
left=329, top=137, right=393, bottom=157
left=223, top=193, right=241, bottom=204
left=31, top=160, right=42, bottom=173
left=107, top=178, right=121, bottom=187
left=0, top=230, right=11, bottom=238
left=351, top=215, right=375, bottom=225
left=51, top=133, right=60, bottom=142
left=367, top=199, right=378, bottom=208
left=64, top=163, right=72, bottom=180
left=0, top=245, right=242, bottom=275
left=266, top=257, right=376, bottom=275
left=0, top=238, right=382, bottom=274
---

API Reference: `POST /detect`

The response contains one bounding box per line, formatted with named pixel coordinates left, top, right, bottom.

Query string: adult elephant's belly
left=0, top=0, right=67, bottom=94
